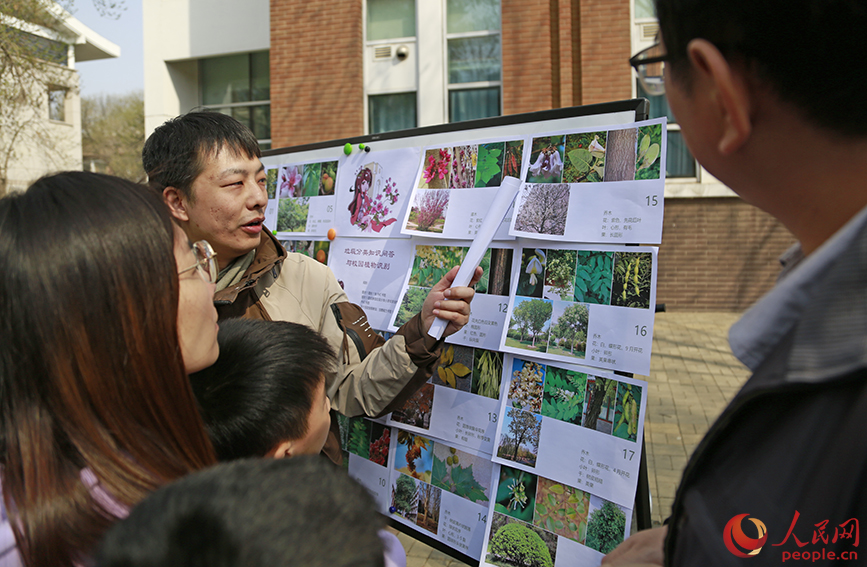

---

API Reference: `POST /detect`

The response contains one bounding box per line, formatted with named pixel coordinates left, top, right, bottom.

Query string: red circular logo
left=724, top=514, right=768, bottom=557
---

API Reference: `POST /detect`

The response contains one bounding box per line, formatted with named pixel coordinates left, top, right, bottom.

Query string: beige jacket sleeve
left=259, top=253, right=441, bottom=417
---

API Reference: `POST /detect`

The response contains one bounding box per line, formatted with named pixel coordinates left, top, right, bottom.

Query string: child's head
left=189, top=318, right=335, bottom=461
left=96, top=457, right=386, bottom=567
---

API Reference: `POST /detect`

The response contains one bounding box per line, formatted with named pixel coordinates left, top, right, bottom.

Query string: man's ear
left=686, top=39, right=753, bottom=155
left=267, top=440, right=295, bottom=459
left=163, top=186, right=190, bottom=222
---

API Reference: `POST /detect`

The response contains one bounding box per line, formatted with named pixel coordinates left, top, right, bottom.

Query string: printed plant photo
left=503, top=140, right=525, bottom=179
left=584, top=496, right=627, bottom=554
left=266, top=168, right=278, bottom=199
left=475, top=142, right=506, bottom=188
left=506, top=297, right=553, bottom=354
left=582, top=376, right=617, bottom=435
left=415, top=482, right=442, bottom=535
left=546, top=301, right=589, bottom=359
left=543, top=249, right=577, bottom=301
left=390, top=383, right=435, bottom=431
left=541, top=366, right=587, bottom=425
left=368, top=422, right=390, bottom=466
left=420, top=148, right=453, bottom=189
left=302, top=162, right=321, bottom=197
left=394, top=286, right=429, bottom=328
left=476, top=247, right=514, bottom=296
left=611, top=251, right=652, bottom=309
left=533, top=476, right=591, bottom=544
left=405, top=189, right=450, bottom=233
left=517, top=248, right=547, bottom=298
left=318, top=160, right=338, bottom=195
left=471, top=349, right=504, bottom=400
left=345, top=417, right=372, bottom=459
left=486, top=513, right=558, bottom=567
left=391, top=473, right=418, bottom=522
left=563, top=131, right=606, bottom=183
left=408, top=245, right=466, bottom=288
left=496, top=408, right=542, bottom=468
left=507, top=358, right=545, bottom=413
left=612, top=382, right=642, bottom=442
left=513, top=184, right=570, bottom=236
left=394, top=431, right=434, bottom=483
left=494, top=467, right=539, bottom=523
left=279, top=164, right=303, bottom=198
left=279, top=240, right=330, bottom=264
left=431, top=344, right=473, bottom=391
left=431, top=444, right=492, bottom=504
left=347, top=164, right=400, bottom=233
left=574, top=251, right=613, bottom=305
left=603, top=128, right=638, bottom=182
left=526, top=136, right=565, bottom=184
left=276, top=197, right=309, bottom=232
left=635, top=124, right=662, bottom=180
left=449, top=144, right=477, bottom=188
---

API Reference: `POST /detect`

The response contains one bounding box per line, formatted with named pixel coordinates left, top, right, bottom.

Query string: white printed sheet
left=388, top=239, right=517, bottom=351
left=400, top=137, right=527, bottom=241
left=265, top=160, right=339, bottom=238
left=478, top=462, right=634, bottom=567
left=508, top=118, right=667, bottom=245
left=499, top=243, right=658, bottom=376
left=491, top=355, right=647, bottom=509
left=387, top=428, right=497, bottom=559
left=327, top=238, right=414, bottom=331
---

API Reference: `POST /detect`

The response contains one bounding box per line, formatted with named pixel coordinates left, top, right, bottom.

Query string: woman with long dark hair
left=0, top=172, right=219, bottom=566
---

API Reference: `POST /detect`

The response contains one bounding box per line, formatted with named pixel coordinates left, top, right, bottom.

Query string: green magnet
left=343, top=143, right=352, bottom=155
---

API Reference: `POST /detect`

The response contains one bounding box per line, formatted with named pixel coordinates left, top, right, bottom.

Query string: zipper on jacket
left=331, top=304, right=369, bottom=361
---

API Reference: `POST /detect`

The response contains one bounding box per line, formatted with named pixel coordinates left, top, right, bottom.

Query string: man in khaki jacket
left=143, top=111, right=479, bottom=462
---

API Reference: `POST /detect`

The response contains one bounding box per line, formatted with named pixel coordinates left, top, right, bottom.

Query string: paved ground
left=395, top=311, right=751, bottom=567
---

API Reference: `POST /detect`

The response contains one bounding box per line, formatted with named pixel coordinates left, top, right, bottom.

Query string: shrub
left=585, top=501, right=626, bottom=554
left=489, top=522, right=553, bottom=567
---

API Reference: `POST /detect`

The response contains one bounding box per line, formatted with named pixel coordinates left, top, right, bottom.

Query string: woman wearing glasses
left=0, top=172, right=219, bottom=567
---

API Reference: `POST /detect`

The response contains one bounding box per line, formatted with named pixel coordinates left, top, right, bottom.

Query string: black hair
left=142, top=109, right=262, bottom=200
left=95, top=457, right=385, bottom=567
left=189, top=318, right=336, bottom=461
left=0, top=171, right=216, bottom=567
left=654, top=0, right=867, bottom=137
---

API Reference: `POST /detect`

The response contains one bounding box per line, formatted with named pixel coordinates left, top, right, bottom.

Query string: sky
left=69, top=0, right=144, bottom=97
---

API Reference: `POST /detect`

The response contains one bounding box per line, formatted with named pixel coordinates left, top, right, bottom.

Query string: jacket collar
left=729, top=204, right=867, bottom=384
left=213, top=228, right=286, bottom=304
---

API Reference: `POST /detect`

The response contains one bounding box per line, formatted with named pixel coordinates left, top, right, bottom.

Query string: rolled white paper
left=427, top=176, right=523, bottom=340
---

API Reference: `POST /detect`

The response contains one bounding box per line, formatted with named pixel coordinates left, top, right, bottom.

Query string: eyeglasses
left=178, top=240, right=218, bottom=284
left=630, top=40, right=669, bottom=96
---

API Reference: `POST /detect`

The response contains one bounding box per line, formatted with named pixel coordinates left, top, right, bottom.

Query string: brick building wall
left=501, top=0, right=631, bottom=114
left=657, top=198, right=797, bottom=311
left=270, top=0, right=364, bottom=148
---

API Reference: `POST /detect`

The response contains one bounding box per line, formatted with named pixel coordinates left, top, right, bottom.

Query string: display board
left=262, top=101, right=659, bottom=566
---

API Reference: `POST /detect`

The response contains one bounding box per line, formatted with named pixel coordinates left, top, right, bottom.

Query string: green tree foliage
left=585, top=501, right=627, bottom=554
left=474, top=142, right=504, bottom=187
left=395, top=286, right=428, bottom=327
left=277, top=197, right=309, bottom=232
left=574, top=251, right=613, bottom=304
left=488, top=522, right=553, bottom=567
left=346, top=418, right=370, bottom=459
left=81, top=91, right=144, bottom=181
left=501, top=407, right=540, bottom=463
left=544, top=249, right=575, bottom=299
left=393, top=474, right=418, bottom=516
left=541, top=368, right=586, bottom=425
left=432, top=448, right=488, bottom=503
left=549, top=303, right=589, bottom=355
left=513, top=299, right=552, bottom=348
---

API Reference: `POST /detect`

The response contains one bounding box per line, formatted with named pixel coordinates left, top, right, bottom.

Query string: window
left=367, top=0, right=415, bottom=40
left=200, top=51, right=271, bottom=149
left=446, top=0, right=501, bottom=122
left=366, top=0, right=417, bottom=134
left=369, top=92, right=417, bottom=134
left=636, top=81, right=696, bottom=178
left=48, top=87, right=66, bottom=122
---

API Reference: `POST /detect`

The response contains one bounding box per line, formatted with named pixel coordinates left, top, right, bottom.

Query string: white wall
left=143, top=0, right=270, bottom=136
